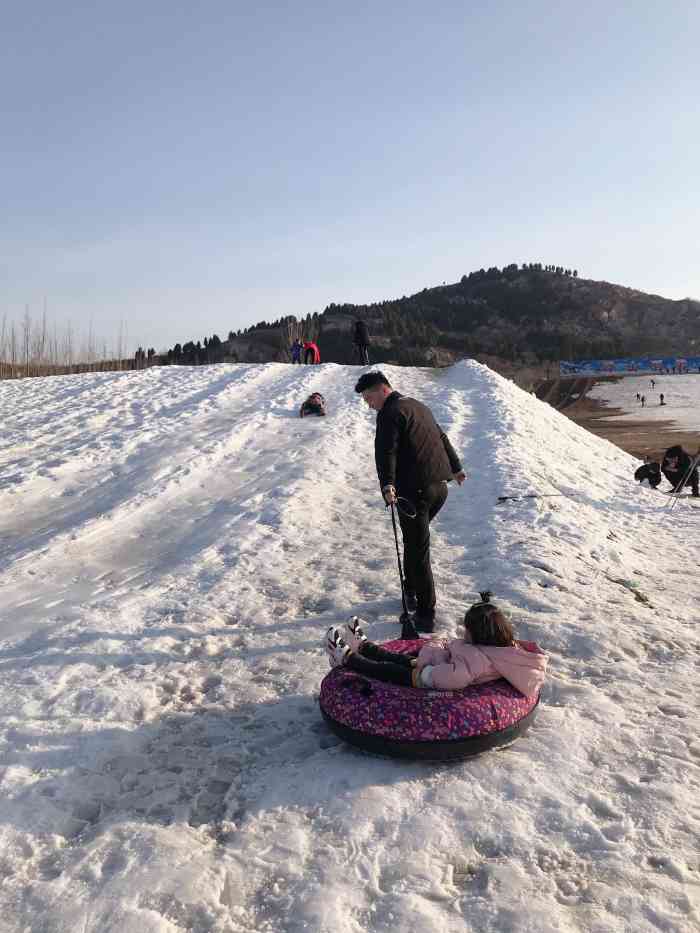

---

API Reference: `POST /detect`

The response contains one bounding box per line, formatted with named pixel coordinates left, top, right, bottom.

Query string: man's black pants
left=398, top=481, right=448, bottom=617
left=664, top=466, right=700, bottom=496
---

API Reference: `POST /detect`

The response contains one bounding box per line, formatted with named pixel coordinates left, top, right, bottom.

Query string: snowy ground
left=0, top=361, right=698, bottom=933
left=589, top=373, right=700, bottom=431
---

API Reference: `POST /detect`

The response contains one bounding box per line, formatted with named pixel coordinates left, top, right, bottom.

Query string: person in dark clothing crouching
left=355, top=371, right=466, bottom=632
left=661, top=445, right=699, bottom=497
left=634, top=459, right=662, bottom=488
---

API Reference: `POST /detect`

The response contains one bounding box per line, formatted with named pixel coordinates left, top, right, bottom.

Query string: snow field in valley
left=0, top=361, right=698, bottom=933
left=588, top=373, right=700, bottom=431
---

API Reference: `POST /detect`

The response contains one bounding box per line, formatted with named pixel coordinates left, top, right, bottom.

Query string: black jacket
left=661, top=446, right=698, bottom=490
left=353, top=321, right=370, bottom=346
left=374, top=392, right=462, bottom=495
left=634, top=462, right=661, bottom=488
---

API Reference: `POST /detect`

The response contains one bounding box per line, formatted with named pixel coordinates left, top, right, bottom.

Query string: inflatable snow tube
left=319, top=638, right=541, bottom=760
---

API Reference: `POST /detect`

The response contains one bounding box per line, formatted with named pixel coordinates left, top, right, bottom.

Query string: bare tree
left=22, top=306, right=32, bottom=377
left=10, top=321, right=18, bottom=377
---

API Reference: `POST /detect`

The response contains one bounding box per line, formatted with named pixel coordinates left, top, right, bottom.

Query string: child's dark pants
left=344, top=642, right=418, bottom=687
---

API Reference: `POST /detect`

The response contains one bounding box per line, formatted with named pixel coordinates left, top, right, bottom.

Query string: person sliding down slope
left=325, top=592, right=547, bottom=696
left=299, top=393, right=326, bottom=418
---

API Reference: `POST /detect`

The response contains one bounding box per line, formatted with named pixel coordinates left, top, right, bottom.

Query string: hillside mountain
left=165, top=265, right=700, bottom=373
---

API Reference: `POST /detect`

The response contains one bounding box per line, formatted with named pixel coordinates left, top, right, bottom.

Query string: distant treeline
left=0, top=310, right=159, bottom=380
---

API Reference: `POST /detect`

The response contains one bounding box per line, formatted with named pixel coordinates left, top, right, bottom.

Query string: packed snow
left=589, top=374, right=700, bottom=432
left=0, top=361, right=698, bottom=933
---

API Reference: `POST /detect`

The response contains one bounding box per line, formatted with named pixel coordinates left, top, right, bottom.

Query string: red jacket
left=303, top=341, right=321, bottom=364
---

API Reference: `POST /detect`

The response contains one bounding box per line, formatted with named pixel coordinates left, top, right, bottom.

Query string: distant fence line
left=560, top=355, right=700, bottom=376
left=0, top=358, right=157, bottom=380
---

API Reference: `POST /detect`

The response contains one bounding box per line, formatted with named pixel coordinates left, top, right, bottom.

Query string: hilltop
left=165, top=266, right=700, bottom=384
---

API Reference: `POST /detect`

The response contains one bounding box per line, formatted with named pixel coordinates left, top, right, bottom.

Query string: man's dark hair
left=354, top=371, right=391, bottom=393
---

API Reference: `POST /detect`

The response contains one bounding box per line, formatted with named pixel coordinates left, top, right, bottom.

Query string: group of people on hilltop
left=291, top=339, right=321, bottom=365
left=290, top=319, right=372, bottom=367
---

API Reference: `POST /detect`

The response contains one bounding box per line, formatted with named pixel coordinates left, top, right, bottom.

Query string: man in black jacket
left=355, top=371, right=466, bottom=632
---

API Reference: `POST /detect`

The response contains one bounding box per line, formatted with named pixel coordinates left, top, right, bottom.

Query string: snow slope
left=588, top=373, right=700, bottom=432
left=0, top=361, right=698, bottom=933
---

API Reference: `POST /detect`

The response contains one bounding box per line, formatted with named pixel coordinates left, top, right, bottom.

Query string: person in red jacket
left=303, top=341, right=321, bottom=364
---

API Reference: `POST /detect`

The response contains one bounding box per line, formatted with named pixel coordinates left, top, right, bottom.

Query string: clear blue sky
left=2, top=1, right=699, bottom=352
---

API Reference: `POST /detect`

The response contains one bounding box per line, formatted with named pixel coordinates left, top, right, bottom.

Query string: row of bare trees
left=0, top=310, right=153, bottom=379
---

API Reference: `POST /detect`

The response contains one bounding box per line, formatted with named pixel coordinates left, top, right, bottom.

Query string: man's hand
left=382, top=484, right=397, bottom=505
left=454, top=470, right=467, bottom=486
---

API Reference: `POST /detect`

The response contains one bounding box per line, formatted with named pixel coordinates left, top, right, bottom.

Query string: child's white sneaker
left=325, top=626, right=352, bottom=668
left=342, top=616, right=368, bottom=652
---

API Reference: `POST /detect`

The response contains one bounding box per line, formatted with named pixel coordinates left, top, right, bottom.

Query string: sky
left=2, top=0, right=699, bottom=353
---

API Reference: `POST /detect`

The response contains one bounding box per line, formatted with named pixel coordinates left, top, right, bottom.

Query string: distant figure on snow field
left=290, top=338, right=303, bottom=364
left=641, top=395, right=646, bottom=407
left=659, top=393, right=665, bottom=405
left=650, top=379, right=655, bottom=389
left=299, top=392, right=326, bottom=418
left=636, top=392, right=641, bottom=401
left=661, top=445, right=699, bottom=497
left=352, top=319, right=371, bottom=365
left=355, top=370, right=466, bottom=633
left=634, top=459, right=662, bottom=489
left=325, top=592, right=547, bottom=694
left=304, top=341, right=321, bottom=364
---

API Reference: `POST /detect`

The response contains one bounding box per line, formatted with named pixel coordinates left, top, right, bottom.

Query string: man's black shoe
left=405, top=591, right=418, bottom=613
left=412, top=613, right=435, bottom=633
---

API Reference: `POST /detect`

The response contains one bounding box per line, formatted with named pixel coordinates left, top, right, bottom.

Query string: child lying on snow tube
left=325, top=591, right=547, bottom=696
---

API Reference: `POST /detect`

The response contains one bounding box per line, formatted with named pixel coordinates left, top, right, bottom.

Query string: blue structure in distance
left=560, top=356, right=700, bottom=376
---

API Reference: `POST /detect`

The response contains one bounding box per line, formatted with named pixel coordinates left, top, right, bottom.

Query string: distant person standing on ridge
left=660, top=393, right=665, bottom=405
left=355, top=371, right=466, bottom=633
left=352, top=319, right=371, bottom=365
left=641, top=395, right=646, bottom=407
left=303, top=340, right=321, bottom=364
left=291, top=338, right=303, bottom=364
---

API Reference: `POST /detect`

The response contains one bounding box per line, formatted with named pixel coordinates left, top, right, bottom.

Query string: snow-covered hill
left=0, top=362, right=698, bottom=933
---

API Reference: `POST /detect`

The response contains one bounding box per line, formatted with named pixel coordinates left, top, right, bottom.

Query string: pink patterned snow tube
left=319, top=638, right=541, bottom=760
